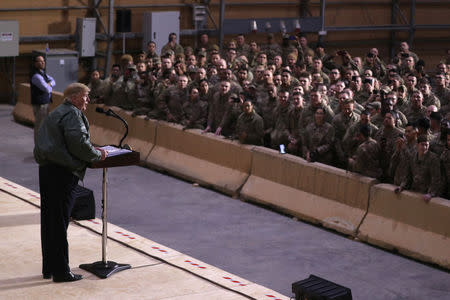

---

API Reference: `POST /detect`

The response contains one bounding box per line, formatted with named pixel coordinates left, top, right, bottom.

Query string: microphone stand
left=105, top=109, right=128, bottom=148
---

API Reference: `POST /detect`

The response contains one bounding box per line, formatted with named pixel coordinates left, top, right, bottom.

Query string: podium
left=79, top=149, right=140, bottom=279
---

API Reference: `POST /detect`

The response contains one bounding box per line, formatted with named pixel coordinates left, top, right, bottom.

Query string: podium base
left=79, top=261, right=131, bottom=279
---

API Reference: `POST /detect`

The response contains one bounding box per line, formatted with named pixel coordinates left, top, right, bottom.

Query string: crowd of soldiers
left=86, top=32, right=450, bottom=201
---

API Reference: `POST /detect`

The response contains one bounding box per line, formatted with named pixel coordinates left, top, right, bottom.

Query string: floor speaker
left=292, top=274, right=352, bottom=300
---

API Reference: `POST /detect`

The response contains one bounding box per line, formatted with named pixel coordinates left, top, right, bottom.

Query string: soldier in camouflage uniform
left=302, top=107, right=335, bottom=164
left=419, top=79, right=441, bottom=109
left=433, top=73, right=450, bottom=108
left=395, top=135, right=442, bottom=203
left=157, top=75, right=189, bottom=123
left=235, top=100, right=264, bottom=145
left=204, top=80, right=231, bottom=135
left=132, top=71, right=153, bottom=116
left=348, top=124, right=383, bottom=179
left=180, top=87, right=208, bottom=130
left=87, top=70, right=107, bottom=104
left=103, top=64, right=123, bottom=107
left=270, top=90, right=293, bottom=149
left=287, top=92, right=305, bottom=155
left=301, top=90, right=335, bottom=127
left=332, top=96, right=360, bottom=166
left=430, top=119, right=449, bottom=156
left=258, top=84, right=279, bottom=146
left=375, top=111, right=405, bottom=182
left=403, top=90, right=427, bottom=124
left=389, top=123, right=418, bottom=186
left=342, top=110, right=379, bottom=158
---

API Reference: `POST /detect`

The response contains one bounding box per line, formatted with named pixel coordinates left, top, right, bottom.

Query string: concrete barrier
left=240, top=147, right=377, bottom=236
left=146, top=122, right=254, bottom=195
left=13, top=83, right=64, bottom=125
left=12, top=84, right=34, bottom=125
left=358, top=184, right=450, bottom=269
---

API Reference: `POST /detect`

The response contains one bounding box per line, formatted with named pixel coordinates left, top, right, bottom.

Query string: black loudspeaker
left=116, top=9, right=131, bottom=33
left=292, top=275, right=352, bottom=300
left=71, top=185, right=96, bottom=220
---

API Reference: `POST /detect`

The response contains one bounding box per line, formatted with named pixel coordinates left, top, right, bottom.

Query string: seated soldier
left=235, top=100, right=264, bottom=145
left=395, top=135, right=441, bottom=203
left=348, top=124, right=383, bottom=179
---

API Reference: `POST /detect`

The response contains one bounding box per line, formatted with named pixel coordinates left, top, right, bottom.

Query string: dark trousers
left=39, top=164, right=78, bottom=276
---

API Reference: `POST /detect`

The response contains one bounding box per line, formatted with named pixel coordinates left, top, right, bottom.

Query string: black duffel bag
left=71, top=184, right=96, bottom=220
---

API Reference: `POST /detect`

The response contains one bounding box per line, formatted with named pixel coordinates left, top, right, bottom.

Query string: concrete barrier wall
left=13, top=83, right=64, bottom=125
left=13, top=84, right=34, bottom=125
left=146, top=122, right=254, bottom=196
left=240, top=146, right=377, bottom=236
left=358, top=184, right=450, bottom=269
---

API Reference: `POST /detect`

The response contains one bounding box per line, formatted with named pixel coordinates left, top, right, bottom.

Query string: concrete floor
left=0, top=186, right=284, bottom=300
left=1, top=104, right=449, bottom=299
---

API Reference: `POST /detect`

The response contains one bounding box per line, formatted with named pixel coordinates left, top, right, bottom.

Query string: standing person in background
left=34, top=83, right=107, bottom=282
left=161, top=32, right=184, bottom=57
left=30, top=55, right=56, bottom=143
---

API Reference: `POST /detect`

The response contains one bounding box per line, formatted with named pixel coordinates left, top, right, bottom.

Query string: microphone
left=95, top=107, right=112, bottom=116
left=94, top=107, right=129, bottom=148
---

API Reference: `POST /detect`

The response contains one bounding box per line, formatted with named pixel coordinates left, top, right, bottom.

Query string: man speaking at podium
left=34, top=83, right=107, bottom=282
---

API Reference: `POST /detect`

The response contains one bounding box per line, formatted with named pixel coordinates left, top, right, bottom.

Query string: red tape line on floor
left=151, top=246, right=169, bottom=253
left=3, top=182, right=18, bottom=189
left=115, top=231, right=136, bottom=239
left=185, top=260, right=207, bottom=269
left=27, top=193, right=40, bottom=199
left=222, top=276, right=248, bottom=286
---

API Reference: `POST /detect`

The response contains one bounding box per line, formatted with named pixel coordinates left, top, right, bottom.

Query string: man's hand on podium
left=96, top=147, right=108, bottom=161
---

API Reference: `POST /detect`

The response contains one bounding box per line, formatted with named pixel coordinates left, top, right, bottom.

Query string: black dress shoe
left=43, top=273, right=52, bottom=279
left=53, top=272, right=83, bottom=282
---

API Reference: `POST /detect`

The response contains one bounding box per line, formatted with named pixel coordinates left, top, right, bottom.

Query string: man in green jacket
left=34, top=83, right=107, bottom=282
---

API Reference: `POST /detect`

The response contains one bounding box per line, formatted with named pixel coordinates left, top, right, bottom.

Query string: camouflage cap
left=164, top=49, right=175, bottom=56
left=367, top=101, right=381, bottom=110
